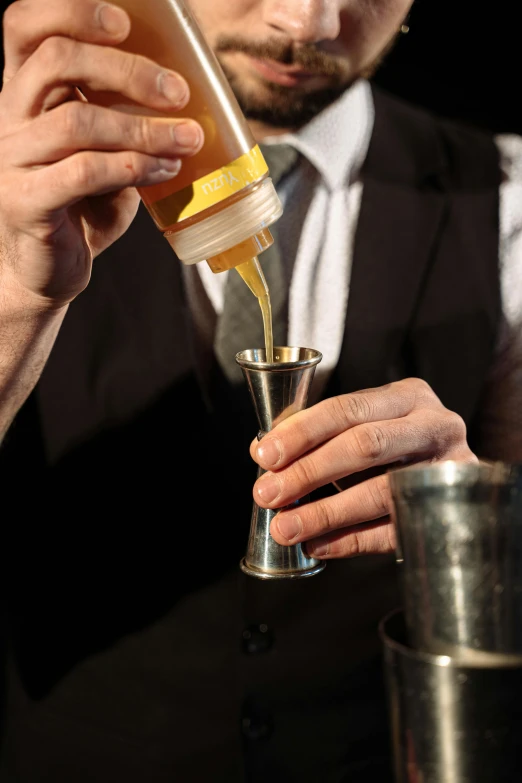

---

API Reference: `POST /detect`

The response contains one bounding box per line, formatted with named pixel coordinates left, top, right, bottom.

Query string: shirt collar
left=262, top=78, right=375, bottom=191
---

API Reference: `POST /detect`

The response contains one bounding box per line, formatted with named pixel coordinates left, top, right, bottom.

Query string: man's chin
left=220, top=65, right=351, bottom=130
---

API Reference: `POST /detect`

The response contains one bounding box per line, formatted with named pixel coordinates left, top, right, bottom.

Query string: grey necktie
left=214, top=143, right=300, bottom=384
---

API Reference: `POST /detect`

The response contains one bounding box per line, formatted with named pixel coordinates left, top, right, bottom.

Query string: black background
left=0, top=0, right=521, bottom=135
left=372, top=0, right=521, bottom=135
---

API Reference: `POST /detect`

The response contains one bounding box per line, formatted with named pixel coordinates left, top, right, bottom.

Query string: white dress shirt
left=194, top=79, right=522, bottom=458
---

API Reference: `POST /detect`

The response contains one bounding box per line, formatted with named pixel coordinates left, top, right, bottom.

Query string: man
left=0, top=1, right=520, bottom=781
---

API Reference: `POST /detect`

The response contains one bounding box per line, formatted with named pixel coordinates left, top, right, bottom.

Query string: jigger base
left=240, top=558, right=326, bottom=580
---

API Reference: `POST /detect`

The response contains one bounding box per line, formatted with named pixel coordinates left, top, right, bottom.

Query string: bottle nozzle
left=205, top=228, right=274, bottom=274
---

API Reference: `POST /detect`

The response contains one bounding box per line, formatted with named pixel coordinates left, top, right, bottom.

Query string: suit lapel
left=336, top=180, right=447, bottom=392
left=331, top=87, right=449, bottom=395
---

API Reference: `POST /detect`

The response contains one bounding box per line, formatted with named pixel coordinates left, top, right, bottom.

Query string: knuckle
left=135, top=116, right=156, bottom=151
left=403, top=376, right=436, bottom=405
left=367, top=474, right=391, bottom=518
left=441, top=409, right=468, bottom=447
left=2, top=3, right=21, bottom=38
left=423, top=408, right=470, bottom=460
left=407, top=376, right=431, bottom=392
left=56, top=101, right=89, bottom=140
left=370, top=523, right=394, bottom=554
left=116, top=50, right=141, bottom=89
left=344, top=531, right=363, bottom=558
left=349, top=525, right=393, bottom=558
left=70, top=153, right=98, bottom=190
left=306, top=501, right=338, bottom=534
left=338, top=391, right=373, bottom=425
left=291, top=456, right=319, bottom=492
left=37, top=36, right=75, bottom=72
left=351, top=423, right=388, bottom=462
left=445, top=408, right=467, bottom=435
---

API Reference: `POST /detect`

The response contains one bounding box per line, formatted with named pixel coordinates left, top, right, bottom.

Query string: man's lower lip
left=245, top=55, right=316, bottom=86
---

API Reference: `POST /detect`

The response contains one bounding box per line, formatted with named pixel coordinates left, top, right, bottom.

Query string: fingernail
left=158, top=72, right=189, bottom=107
left=172, top=122, right=203, bottom=150
left=255, top=473, right=282, bottom=504
left=275, top=514, right=302, bottom=542
left=157, top=157, right=182, bottom=172
left=97, top=4, right=130, bottom=36
left=308, top=541, right=329, bottom=557
left=257, top=437, right=282, bottom=468
left=153, top=158, right=182, bottom=178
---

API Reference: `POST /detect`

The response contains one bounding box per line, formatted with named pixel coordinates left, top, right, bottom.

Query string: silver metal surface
left=236, top=346, right=325, bottom=579
left=380, top=608, right=522, bottom=783
left=389, top=460, right=522, bottom=656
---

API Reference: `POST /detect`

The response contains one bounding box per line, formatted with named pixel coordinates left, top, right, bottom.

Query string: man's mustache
left=215, top=36, right=344, bottom=79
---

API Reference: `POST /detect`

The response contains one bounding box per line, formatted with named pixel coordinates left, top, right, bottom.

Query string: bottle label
left=155, top=144, right=268, bottom=225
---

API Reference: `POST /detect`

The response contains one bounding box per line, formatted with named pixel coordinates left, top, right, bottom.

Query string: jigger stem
left=236, top=346, right=325, bottom=580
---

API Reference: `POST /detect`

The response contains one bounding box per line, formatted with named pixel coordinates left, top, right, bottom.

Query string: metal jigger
left=235, top=346, right=325, bottom=580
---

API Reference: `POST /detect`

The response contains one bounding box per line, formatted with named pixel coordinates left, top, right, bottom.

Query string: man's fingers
left=251, top=377, right=441, bottom=470
left=3, top=0, right=131, bottom=83
left=5, top=103, right=203, bottom=167
left=253, top=407, right=470, bottom=508
left=269, top=472, right=393, bottom=545
left=2, top=37, right=190, bottom=120
left=267, top=454, right=477, bottom=561
left=302, top=520, right=397, bottom=560
left=12, top=150, right=183, bottom=217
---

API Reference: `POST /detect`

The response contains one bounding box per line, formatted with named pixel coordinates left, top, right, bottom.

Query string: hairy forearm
left=0, top=288, right=67, bottom=443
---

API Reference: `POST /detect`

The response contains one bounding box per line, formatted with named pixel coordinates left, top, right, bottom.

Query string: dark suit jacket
left=0, top=86, right=500, bottom=782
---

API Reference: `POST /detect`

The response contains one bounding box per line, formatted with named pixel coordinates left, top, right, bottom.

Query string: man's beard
left=215, top=36, right=352, bottom=129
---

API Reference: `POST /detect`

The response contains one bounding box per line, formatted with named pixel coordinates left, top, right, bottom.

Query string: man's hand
left=250, top=378, right=477, bottom=559
left=0, top=0, right=203, bottom=311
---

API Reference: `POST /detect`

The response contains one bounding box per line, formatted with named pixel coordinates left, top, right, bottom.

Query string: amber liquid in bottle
left=95, top=0, right=279, bottom=362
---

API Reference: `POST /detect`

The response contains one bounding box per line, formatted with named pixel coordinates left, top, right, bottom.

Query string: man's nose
left=262, top=0, right=341, bottom=44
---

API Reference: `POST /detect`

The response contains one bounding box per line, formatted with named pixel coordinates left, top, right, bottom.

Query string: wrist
left=0, top=267, right=71, bottom=319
